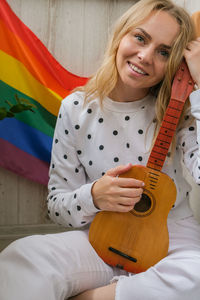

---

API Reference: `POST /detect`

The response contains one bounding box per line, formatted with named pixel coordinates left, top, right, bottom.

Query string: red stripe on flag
left=0, top=0, right=88, bottom=91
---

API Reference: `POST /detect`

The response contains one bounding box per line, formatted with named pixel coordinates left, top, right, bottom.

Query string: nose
left=137, top=46, right=154, bottom=64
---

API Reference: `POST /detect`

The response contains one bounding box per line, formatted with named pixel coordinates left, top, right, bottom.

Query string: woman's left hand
left=184, top=37, right=200, bottom=88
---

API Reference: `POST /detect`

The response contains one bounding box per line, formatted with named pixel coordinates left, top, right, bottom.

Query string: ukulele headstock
left=171, top=59, right=195, bottom=102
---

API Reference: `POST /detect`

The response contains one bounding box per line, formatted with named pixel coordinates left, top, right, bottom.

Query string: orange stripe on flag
left=0, top=19, right=68, bottom=98
left=0, top=0, right=88, bottom=92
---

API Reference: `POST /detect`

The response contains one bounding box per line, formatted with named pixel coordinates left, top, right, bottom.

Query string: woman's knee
left=1, top=234, right=44, bottom=258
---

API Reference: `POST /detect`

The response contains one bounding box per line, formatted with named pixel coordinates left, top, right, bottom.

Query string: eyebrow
left=136, top=27, right=172, bottom=49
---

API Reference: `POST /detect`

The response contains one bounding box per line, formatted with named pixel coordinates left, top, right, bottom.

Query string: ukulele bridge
left=108, top=246, right=137, bottom=266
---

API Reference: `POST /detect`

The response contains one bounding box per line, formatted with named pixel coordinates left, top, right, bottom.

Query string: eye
left=135, top=34, right=145, bottom=43
left=159, top=49, right=170, bottom=58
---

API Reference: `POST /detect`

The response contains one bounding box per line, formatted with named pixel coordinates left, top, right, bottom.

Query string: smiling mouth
left=128, top=62, right=148, bottom=75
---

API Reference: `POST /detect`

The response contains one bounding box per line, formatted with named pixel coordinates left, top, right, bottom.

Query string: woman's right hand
left=91, top=163, right=144, bottom=213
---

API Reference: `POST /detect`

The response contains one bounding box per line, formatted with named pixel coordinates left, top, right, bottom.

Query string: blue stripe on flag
left=0, top=117, right=52, bottom=162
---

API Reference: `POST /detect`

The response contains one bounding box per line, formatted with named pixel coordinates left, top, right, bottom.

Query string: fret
left=168, top=106, right=182, bottom=111
left=168, top=99, right=183, bottom=106
left=149, top=179, right=157, bottom=183
left=149, top=155, right=165, bottom=163
left=166, top=109, right=182, bottom=117
left=149, top=171, right=159, bottom=177
left=148, top=164, right=163, bottom=170
left=167, top=106, right=181, bottom=112
left=161, top=120, right=176, bottom=126
left=156, top=134, right=172, bottom=144
left=163, top=115, right=178, bottom=125
left=155, top=145, right=169, bottom=151
left=147, top=163, right=162, bottom=171
left=148, top=155, right=164, bottom=163
left=149, top=161, right=165, bottom=170
left=158, top=131, right=173, bottom=138
left=161, top=122, right=176, bottom=131
left=151, top=146, right=168, bottom=156
left=160, top=128, right=174, bottom=137
left=161, top=125, right=175, bottom=130
left=151, top=150, right=166, bottom=157
left=156, top=138, right=170, bottom=145
left=151, top=152, right=168, bottom=160
left=165, top=113, right=179, bottom=119
left=170, top=98, right=183, bottom=104
left=149, top=184, right=156, bottom=188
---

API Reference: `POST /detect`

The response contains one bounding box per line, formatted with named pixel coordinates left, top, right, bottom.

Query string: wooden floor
left=0, top=224, right=68, bottom=252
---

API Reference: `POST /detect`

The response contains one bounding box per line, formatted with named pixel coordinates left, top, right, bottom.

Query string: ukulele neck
left=147, top=100, right=184, bottom=171
left=147, top=59, right=194, bottom=172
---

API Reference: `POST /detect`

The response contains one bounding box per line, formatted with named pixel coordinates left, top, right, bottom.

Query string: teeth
left=129, top=63, right=146, bottom=75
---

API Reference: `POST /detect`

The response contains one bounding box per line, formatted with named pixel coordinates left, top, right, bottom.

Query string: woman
left=0, top=0, right=200, bottom=299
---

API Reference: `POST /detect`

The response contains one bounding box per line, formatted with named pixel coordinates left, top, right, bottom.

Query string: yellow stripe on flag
left=0, top=50, right=66, bottom=116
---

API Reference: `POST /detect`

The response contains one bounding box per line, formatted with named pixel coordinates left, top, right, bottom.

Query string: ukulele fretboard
left=146, top=59, right=195, bottom=172
left=147, top=99, right=184, bottom=171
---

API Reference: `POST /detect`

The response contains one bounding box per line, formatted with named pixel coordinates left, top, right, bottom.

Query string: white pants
left=0, top=216, right=200, bottom=300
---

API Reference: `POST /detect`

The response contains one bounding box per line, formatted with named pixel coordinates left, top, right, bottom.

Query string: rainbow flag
left=0, top=0, right=87, bottom=185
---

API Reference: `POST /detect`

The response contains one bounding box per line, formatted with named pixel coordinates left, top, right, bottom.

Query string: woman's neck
left=109, top=81, right=149, bottom=103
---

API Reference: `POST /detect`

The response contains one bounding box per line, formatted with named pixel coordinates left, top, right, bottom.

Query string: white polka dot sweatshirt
left=47, top=90, right=200, bottom=228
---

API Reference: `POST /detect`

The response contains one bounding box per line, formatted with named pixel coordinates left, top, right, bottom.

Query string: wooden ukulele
left=89, top=59, right=194, bottom=274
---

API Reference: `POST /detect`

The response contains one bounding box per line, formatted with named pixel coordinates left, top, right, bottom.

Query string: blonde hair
left=75, top=0, right=196, bottom=146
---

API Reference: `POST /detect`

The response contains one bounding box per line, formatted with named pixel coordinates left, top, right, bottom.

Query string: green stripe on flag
left=0, top=80, right=57, bottom=137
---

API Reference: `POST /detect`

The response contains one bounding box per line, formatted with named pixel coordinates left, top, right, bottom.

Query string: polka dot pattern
left=47, top=91, right=200, bottom=228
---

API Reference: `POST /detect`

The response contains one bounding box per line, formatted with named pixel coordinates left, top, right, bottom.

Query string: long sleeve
left=177, top=89, right=200, bottom=184
left=47, top=94, right=99, bottom=228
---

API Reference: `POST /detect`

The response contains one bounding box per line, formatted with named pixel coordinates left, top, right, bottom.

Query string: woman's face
left=113, top=10, right=180, bottom=102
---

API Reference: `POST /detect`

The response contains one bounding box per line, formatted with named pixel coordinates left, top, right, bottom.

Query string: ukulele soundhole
left=131, top=190, right=155, bottom=217
left=134, top=193, right=151, bottom=212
